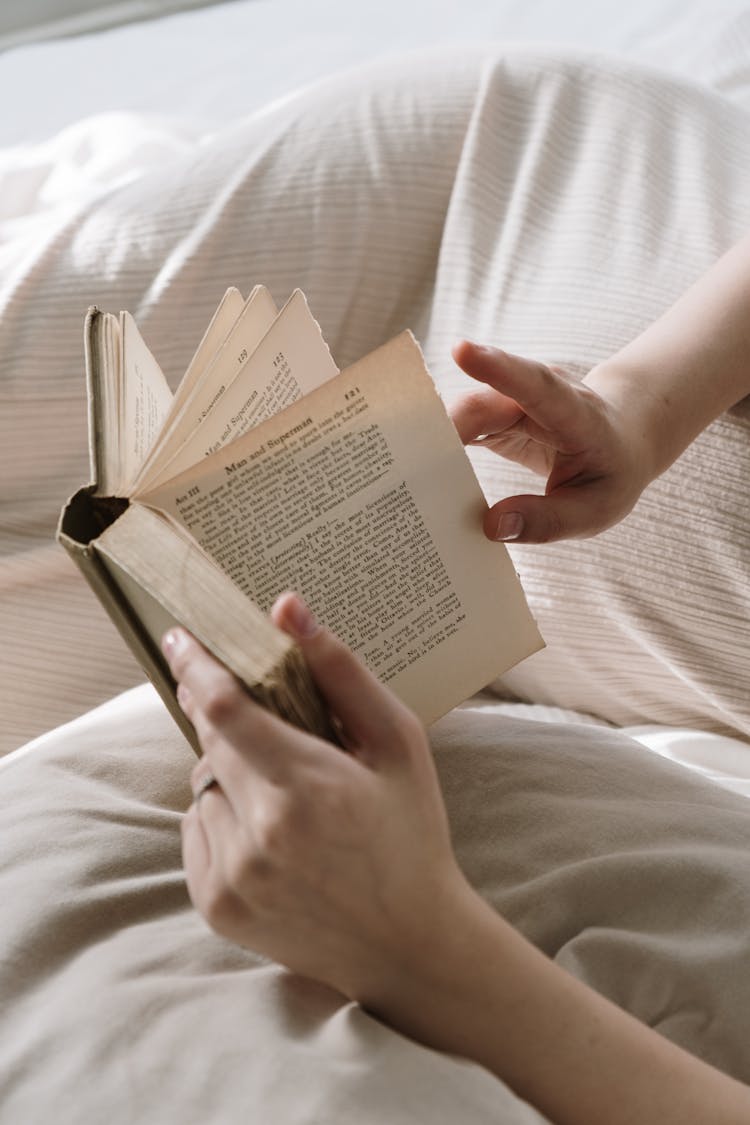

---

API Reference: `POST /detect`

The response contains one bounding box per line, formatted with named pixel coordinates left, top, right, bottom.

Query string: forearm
left=366, top=884, right=750, bottom=1125
left=585, top=232, right=750, bottom=479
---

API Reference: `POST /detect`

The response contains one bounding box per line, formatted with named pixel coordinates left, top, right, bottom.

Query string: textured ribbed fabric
left=422, top=53, right=750, bottom=738
left=2, top=47, right=750, bottom=752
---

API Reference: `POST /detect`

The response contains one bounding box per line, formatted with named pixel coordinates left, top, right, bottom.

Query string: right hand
left=168, top=593, right=472, bottom=1010
left=449, top=341, right=656, bottom=543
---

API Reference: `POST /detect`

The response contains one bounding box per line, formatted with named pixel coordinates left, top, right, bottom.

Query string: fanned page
left=134, top=289, right=337, bottom=495
left=118, top=312, right=173, bottom=495
left=140, top=332, right=543, bottom=725
left=88, top=310, right=122, bottom=496
left=169, top=287, right=246, bottom=408
left=132, top=285, right=278, bottom=492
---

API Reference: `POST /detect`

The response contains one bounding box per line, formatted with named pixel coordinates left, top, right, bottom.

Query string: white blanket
left=2, top=46, right=750, bottom=752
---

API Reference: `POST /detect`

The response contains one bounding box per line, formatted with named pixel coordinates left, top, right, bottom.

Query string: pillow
left=1, top=684, right=748, bottom=1120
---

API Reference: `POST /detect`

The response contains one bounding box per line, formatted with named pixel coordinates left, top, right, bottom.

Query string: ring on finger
left=192, top=771, right=219, bottom=804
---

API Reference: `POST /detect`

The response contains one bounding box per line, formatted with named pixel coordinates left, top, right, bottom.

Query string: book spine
left=58, top=516, right=200, bottom=755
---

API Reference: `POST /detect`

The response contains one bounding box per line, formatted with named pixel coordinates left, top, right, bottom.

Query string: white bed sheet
left=3, top=0, right=750, bottom=148
left=5, top=0, right=750, bottom=287
left=5, top=0, right=750, bottom=307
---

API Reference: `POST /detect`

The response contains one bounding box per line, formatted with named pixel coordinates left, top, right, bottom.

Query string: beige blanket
left=1, top=684, right=748, bottom=1122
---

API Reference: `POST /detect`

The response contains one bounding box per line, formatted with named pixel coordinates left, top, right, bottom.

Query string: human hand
left=163, top=594, right=472, bottom=1009
left=162, top=601, right=750, bottom=1125
left=450, top=341, right=657, bottom=543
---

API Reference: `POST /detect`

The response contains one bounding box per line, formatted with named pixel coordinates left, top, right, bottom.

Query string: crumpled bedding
left=2, top=46, right=750, bottom=752
left=2, top=35, right=750, bottom=1124
left=1, top=682, right=749, bottom=1123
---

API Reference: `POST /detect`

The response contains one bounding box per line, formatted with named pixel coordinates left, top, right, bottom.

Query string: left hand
left=449, top=341, right=655, bottom=543
left=162, top=593, right=471, bottom=1007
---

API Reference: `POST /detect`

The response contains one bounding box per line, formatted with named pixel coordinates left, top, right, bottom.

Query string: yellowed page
left=133, top=285, right=278, bottom=492
left=90, top=310, right=122, bottom=496
left=174, top=286, right=246, bottom=405
left=140, top=332, right=543, bottom=724
left=139, top=286, right=245, bottom=473
left=118, top=312, right=173, bottom=494
left=135, top=289, right=338, bottom=495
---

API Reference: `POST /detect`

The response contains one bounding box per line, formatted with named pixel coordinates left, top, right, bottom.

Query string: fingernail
left=494, top=512, right=524, bottom=541
left=286, top=595, right=320, bottom=639
left=162, top=628, right=188, bottom=660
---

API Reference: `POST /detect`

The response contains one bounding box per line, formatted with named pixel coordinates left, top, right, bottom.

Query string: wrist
left=583, top=358, right=676, bottom=485
left=357, top=875, right=750, bottom=1125
left=356, top=872, right=523, bottom=1058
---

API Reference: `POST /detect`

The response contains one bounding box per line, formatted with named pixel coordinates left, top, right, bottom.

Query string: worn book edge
left=57, top=489, right=334, bottom=753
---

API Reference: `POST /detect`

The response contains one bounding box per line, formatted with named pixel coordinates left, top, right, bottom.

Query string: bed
left=1, top=2, right=750, bottom=1121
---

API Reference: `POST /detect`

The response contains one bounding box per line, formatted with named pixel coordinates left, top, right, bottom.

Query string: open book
left=58, top=285, right=543, bottom=752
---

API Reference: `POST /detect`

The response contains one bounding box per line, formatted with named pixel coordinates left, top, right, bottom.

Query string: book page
left=87, top=310, right=122, bottom=496
left=133, top=285, right=277, bottom=492
left=118, top=312, right=174, bottom=495
left=135, top=289, right=336, bottom=494
left=140, top=332, right=543, bottom=724
left=172, top=286, right=246, bottom=406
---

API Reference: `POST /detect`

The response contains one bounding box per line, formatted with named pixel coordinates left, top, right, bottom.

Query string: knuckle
left=314, top=629, right=360, bottom=681
left=224, top=844, right=273, bottom=892
left=254, top=790, right=306, bottom=855
left=539, top=507, right=565, bottom=543
left=385, top=703, right=423, bottom=750
left=523, top=362, right=557, bottom=408
left=202, top=675, right=243, bottom=727
left=549, top=363, right=577, bottom=384
left=193, top=718, right=222, bottom=757
left=221, top=835, right=282, bottom=918
left=201, top=877, right=245, bottom=931
left=459, top=390, right=494, bottom=432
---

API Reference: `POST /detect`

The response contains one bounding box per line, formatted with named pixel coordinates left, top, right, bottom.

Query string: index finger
left=162, top=628, right=325, bottom=787
left=449, top=383, right=524, bottom=444
left=452, top=341, right=588, bottom=449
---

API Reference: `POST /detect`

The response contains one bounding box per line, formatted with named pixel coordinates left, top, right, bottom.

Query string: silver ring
left=193, top=771, right=219, bottom=803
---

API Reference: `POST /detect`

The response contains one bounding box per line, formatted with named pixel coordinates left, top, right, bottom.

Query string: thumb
left=270, top=592, right=421, bottom=756
left=486, top=484, right=618, bottom=544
